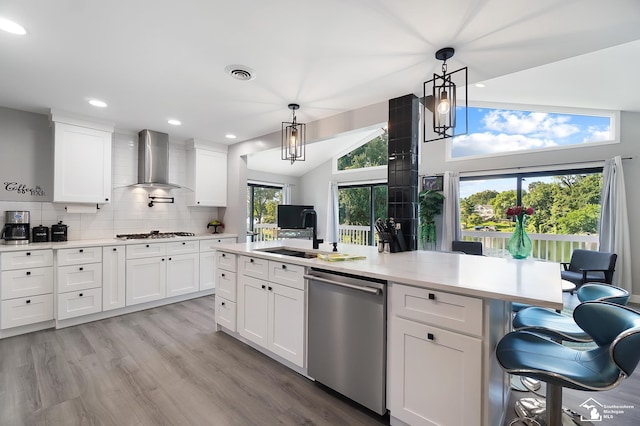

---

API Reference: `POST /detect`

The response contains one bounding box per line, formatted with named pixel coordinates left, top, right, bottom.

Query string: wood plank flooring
left=1, top=295, right=638, bottom=425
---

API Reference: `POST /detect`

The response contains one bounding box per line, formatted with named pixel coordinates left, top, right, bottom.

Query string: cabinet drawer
left=126, top=242, right=167, bottom=259
left=57, top=263, right=102, bottom=293
left=200, top=238, right=236, bottom=252
left=390, top=283, right=483, bottom=337
left=1, top=293, right=54, bottom=329
left=57, top=287, right=102, bottom=320
left=1, top=250, right=53, bottom=270
left=216, top=269, right=237, bottom=302
left=215, top=297, right=236, bottom=332
left=1, top=267, right=54, bottom=300
left=268, top=261, right=305, bottom=290
left=239, top=255, right=268, bottom=280
left=216, top=251, right=236, bottom=272
left=167, top=240, right=198, bottom=255
left=57, top=246, right=102, bottom=266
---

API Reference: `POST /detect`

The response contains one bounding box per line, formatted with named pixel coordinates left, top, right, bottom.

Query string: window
left=338, top=183, right=387, bottom=246
left=460, top=169, right=602, bottom=260
left=247, top=184, right=282, bottom=242
left=449, top=105, right=617, bottom=160
left=336, top=130, right=388, bottom=172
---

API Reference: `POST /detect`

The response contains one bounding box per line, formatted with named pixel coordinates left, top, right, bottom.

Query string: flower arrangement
left=506, top=206, right=535, bottom=217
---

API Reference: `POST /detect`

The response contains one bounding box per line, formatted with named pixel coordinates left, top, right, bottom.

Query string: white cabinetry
left=125, top=241, right=199, bottom=306
left=102, top=246, right=125, bottom=311
left=388, top=283, right=506, bottom=426
left=186, top=140, right=227, bottom=207
left=238, top=256, right=305, bottom=367
left=56, top=247, right=103, bottom=320
left=51, top=111, right=114, bottom=204
left=199, top=237, right=236, bottom=291
left=0, top=250, right=54, bottom=329
left=214, top=251, right=237, bottom=331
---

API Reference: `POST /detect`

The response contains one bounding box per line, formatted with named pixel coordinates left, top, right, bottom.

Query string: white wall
left=247, top=169, right=302, bottom=202
left=420, top=110, right=640, bottom=298
left=0, top=108, right=220, bottom=240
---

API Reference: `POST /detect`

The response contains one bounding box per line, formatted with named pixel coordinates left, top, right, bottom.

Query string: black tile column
left=388, top=94, right=419, bottom=251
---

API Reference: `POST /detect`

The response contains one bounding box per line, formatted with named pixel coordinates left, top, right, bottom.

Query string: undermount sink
left=255, top=247, right=318, bottom=259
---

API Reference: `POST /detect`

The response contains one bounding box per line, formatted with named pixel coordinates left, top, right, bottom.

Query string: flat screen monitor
left=277, top=205, right=314, bottom=229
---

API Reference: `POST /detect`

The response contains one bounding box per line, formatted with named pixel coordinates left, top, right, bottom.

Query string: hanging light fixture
left=282, top=103, right=306, bottom=164
left=423, top=47, right=468, bottom=142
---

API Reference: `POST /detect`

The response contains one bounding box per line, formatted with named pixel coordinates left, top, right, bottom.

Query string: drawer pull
left=113, top=248, right=117, bottom=252
left=146, top=244, right=150, bottom=248
left=221, top=301, right=225, bottom=306
left=169, top=257, right=172, bottom=261
left=268, top=286, right=272, bottom=291
left=427, top=333, right=435, bottom=341
left=79, top=293, right=83, bottom=297
left=26, top=271, right=31, bottom=276
left=26, top=299, right=31, bottom=304
left=182, top=242, right=186, bottom=245
left=162, top=258, right=165, bottom=261
left=261, top=284, right=266, bottom=289
left=250, top=258, right=254, bottom=263
left=26, top=252, right=31, bottom=256
left=217, top=240, right=221, bottom=243
left=79, top=267, right=84, bottom=271
left=281, top=264, right=286, bottom=269
left=79, top=249, right=84, bottom=253
left=221, top=273, right=225, bottom=277
left=428, top=293, right=436, bottom=300
left=221, top=253, right=226, bottom=258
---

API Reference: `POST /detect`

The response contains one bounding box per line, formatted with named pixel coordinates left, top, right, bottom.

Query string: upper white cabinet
left=50, top=110, right=114, bottom=204
left=186, top=139, right=227, bottom=207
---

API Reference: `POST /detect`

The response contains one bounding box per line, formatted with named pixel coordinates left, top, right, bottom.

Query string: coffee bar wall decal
left=3, top=181, right=46, bottom=197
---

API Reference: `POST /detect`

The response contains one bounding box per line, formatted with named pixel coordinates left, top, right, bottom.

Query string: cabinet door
left=237, top=275, right=268, bottom=347
left=126, top=257, right=166, bottom=306
left=215, top=297, right=236, bottom=332
left=1, top=294, right=54, bottom=329
left=268, top=283, right=305, bottom=367
left=53, top=122, right=112, bottom=203
left=166, top=240, right=198, bottom=255
left=388, top=317, right=482, bottom=426
left=57, top=246, right=102, bottom=266
left=192, top=149, right=227, bottom=206
left=216, top=270, right=236, bottom=302
left=57, top=288, right=102, bottom=320
left=1, top=267, right=53, bottom=300
left=166, top=253, right=199, bottom=297
left=1, top=250, right=53, bottom=270
left=57, top=263, right=102, bottom=293
left=102, top=246, right=126, bottom=311
left=200, top=251, right=216, bottom=290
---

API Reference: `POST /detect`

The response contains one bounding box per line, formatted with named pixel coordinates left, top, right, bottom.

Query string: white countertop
left=0, top=233, right=238, bottom=252
left=218, top=239, right=564, bottom=310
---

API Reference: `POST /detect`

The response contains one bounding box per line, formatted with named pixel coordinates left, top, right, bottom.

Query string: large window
left=338, top=183, right=387, bottom=246
left=336, top=130, right=388, bottom=172
left=247, top=183, right=282, bottom=242
left=450, top=106, right=617, bottom=160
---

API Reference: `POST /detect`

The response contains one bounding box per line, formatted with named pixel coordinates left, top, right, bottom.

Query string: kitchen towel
left=65, top=204, right=98, bottom=214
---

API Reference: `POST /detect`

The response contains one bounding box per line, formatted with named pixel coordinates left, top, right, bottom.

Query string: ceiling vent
left=225, top=64, right=255, bottom=81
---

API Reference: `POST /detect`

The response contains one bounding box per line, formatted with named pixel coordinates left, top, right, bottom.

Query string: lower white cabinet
left=1, top=294, right=54, bottom=329
left=215, top=296, right=236, bottom=331
left=238, top=272, right=305, bottom=367
left=166, top=253, right=199, bottom=297
left=126, top=256, right=167, bottom=305
left=56, top=247, right=103, bottom=321
left=199, top=237, right=236, bottom=291
left=57, top=288, right=102, bottom=320
left=388, top=316, right=482, bottom=426
left=103, top=246, right=126, bottom=311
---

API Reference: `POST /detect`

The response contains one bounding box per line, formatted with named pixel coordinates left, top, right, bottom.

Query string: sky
left=451, top=107, right=611, bottom=158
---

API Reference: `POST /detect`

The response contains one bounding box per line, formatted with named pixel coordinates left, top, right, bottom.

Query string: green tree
left=557, top=204, right=600, bottom=234
left=491, top=190, right=518, bottom=221
left=337, top=133, right=388, bottom=170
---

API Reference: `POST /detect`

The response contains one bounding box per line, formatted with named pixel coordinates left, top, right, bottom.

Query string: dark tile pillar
left=388, top=94, right=419, bottom=251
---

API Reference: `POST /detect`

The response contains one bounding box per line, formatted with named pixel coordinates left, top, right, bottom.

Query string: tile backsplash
left=0, top=133, right=221, bottom=240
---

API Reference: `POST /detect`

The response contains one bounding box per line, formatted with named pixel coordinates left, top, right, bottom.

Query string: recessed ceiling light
left=0, top=17, right=27, bottom=35
left=89, top=99, right=107, bottom=108
left=225, top=134, right=237, bottom=139
left=475, top=83, right=486, bottom=88
left=168, top=119, right=181, bottom=126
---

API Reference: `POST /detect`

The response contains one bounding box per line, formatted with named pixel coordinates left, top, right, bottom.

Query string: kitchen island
left=214, top=239, right=563, bottom=426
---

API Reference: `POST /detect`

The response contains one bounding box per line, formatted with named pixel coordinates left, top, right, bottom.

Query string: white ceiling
left=1, top=0, right=639, bottom=152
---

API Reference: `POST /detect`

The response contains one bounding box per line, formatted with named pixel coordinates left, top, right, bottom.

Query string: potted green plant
left=419, top=190, right=445, bottom=250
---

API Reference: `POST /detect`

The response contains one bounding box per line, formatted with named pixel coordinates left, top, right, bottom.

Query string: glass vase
left=507, top=215, right=532, bottom=259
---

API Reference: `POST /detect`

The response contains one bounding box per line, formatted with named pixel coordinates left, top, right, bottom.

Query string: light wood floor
left=1, top=295, right=638, bottom=425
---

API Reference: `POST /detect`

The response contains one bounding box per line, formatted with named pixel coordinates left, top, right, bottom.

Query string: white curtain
left=282, top=183, right=292, bottom=205
left=599, top=156, right=631, bottom=290
left=325, top=181, right=339, bottom=244
left=440, top=171, right=461, bottom=252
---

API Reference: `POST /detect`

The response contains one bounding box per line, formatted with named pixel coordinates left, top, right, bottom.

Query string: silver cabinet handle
left=304, top=274, right=381, bottom=295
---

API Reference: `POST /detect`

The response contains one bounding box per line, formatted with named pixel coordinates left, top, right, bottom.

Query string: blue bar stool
left=497, top=301, right=640, bottom=426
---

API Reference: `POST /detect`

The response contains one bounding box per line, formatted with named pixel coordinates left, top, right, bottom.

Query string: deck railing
left=252, top=223, right=372, bottom=245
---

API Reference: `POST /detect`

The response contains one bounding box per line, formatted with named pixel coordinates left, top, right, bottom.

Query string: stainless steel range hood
left=132, top=129, right=180, bottom=189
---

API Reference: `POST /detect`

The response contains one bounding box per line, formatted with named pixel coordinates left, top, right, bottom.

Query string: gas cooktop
left=116, top=231, right=196, bottom=240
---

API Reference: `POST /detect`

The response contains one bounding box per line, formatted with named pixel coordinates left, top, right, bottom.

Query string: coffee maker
left=1, top=211, right=30, bottom=245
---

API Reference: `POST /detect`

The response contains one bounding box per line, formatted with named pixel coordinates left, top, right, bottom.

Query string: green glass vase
left=507, top=215, right=532, bottom=259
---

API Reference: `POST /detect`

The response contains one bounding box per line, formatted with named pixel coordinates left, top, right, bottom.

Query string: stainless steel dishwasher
left=305, top=268, right=387, bottom=415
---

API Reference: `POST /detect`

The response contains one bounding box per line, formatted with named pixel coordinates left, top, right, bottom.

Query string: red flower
left=506, top=206, right=534, bottom=216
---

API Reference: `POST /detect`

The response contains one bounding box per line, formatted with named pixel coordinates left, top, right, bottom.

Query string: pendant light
left=282, top=103, right=306, bottom=164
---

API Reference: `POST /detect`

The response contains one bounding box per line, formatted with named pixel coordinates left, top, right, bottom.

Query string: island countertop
left=217, top=239, right=563, bottom=310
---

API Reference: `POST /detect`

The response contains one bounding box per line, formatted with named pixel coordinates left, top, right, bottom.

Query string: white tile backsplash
left=0, top=133, right=222, bottom=239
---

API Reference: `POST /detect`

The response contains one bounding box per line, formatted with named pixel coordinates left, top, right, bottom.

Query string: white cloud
left=583, top=125, right=611, bottom=142
left=482, top=110, right=579, bottom=139
left=452, top=132, right=557, bottom=157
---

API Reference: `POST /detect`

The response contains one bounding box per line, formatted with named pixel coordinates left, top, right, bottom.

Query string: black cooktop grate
left=116, top=231, right=196, bottom=240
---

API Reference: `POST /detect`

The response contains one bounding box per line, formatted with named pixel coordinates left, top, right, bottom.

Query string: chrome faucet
left=300, top=209, right=323, bottom=249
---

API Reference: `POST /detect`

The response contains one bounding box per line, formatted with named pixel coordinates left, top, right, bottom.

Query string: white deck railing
left=252, top=223, right=598, bottom=263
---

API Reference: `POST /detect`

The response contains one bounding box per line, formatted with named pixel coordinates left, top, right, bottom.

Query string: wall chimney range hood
left=132, top=129, right=180, bottom=189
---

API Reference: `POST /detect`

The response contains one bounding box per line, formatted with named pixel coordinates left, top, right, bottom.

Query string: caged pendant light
left=282, top=103, right=306, bottom=164
left=423, top=47, right=468, bottom=142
